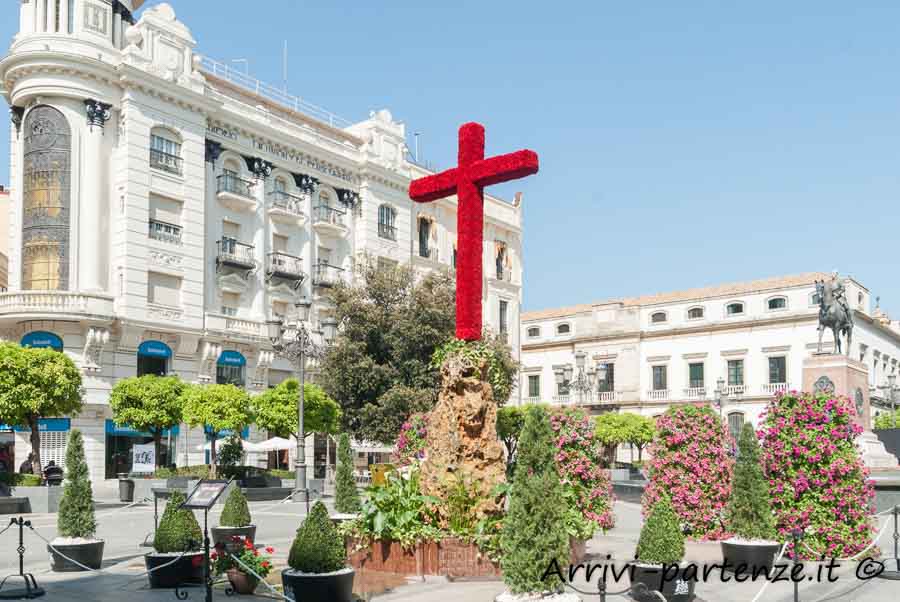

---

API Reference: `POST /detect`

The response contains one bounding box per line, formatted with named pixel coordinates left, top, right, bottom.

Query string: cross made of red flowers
left=409, top=123, right=539, bottom=340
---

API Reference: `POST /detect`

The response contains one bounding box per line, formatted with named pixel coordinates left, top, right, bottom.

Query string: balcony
left=378, top=223, right=397, bottom=241
left=594, top=391, right=623, bottom=404
left=312, top=205, right=347, bottom=237
left=216, top=239, right=256, bottom=273
left=523, top=396, right=541, bottom=404
left=313, top=262, right=345, bottom=288
left=217, top=173, right=257, bottom=212
left=647, top=389, right=669, bottom=401
left=148, top=219, right=182, bottom=245
left=762, top=382, right=789, bottom=396
left=205, top=313, right=265, bottom=338
left=267, top=252, right=306, bottom=285
left=725, top=384, right=746, bottom=396
left=683, top=386, right=708, bottom=400
left=0, top=292, right=115, bottom=321
left=495, top=267, right=513, bottom=283
left=149, top=149, right=183, bottom=176
left=552, top=395, right=572, bottom=405
left=268, top=190, right=307, bottom=225
left=417, top=247, right=439, bottom=262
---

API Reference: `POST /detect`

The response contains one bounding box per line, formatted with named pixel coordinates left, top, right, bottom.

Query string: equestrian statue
left=816, top=271, right=853, bottom=356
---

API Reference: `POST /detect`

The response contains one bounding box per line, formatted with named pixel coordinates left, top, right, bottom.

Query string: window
left=148, top=195, right=183, bottom=244
left=768, top=356, right=787, bottom=384
left=527, top=326, right=541, bottom=338
left=499, top=300, right=509, bottom=335
left=150, top=132, right=183, bottom=175
left=727, top=412, right=744, bottom=448
left=378, top=205, right=397, bottom=240
left=687, top=307, right=704, bottom=320
left=147, top=272, right=181, bottom=307
left=651, top=311, right=667, bottom=324
left=217, top=364, right=244, bottom=387
left=272, top=233, right=288, bottom=253
left=597, top=363, right=615, bottom=393
left=557, top=378, right=570, bottom=396
left=556, top=323, right=571, bottom=335
left=221, top=292, right=240, bottom=317
left=272, top=301, right=288, bottom=320
left=726, top=302, right=745, bottom=316
left=222, top=220, right=240, bottom=241
left=652, top=365, right=667, bottom=391
left=689, top=362, right=705, bottom=388
left=528, top=375, right=541, bottom=398
left=727, top=359, right=744, bottom=386
left=810, top=292, right=821, bottom=306
left=767, top=297, right=787, bottom=311
left=496, top=243, right=507, bottom=280
left=418, top=217, right=431, bottom=258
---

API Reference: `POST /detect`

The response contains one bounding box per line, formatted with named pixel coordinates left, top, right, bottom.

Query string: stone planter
left=10, top=486, right=63, bottom=513
left=145, top=552, right=205, bottom=589
left=226, top=568, right=259, bottom=595
left=631, top=563, right=695, bottom=602
left=720, top=539, right=782, bottom=574
left=211, top=525, right=256, bottom=555
left=282, top=567, right=354, bottom=602
left=48, top=540, right=104, bottom=572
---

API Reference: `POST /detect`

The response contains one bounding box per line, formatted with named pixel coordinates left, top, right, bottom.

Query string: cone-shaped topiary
left=334, top=433, right=361, bottom=513
left=500, top=405, right=569, bottom=595
left=57, top=429, right=97, bottom=539
left=154, top=491, right=203, bottom=553
left=636, top=494, right=685, bottom=565
left=288, top=501, right=346, bottom=573
left=727, top=423, right=777, bottom=541
left=219, top=486, right=252, bottom=527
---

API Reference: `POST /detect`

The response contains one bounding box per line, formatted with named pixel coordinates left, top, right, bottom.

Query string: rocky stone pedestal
left=803, top=353, right=898, bottom=469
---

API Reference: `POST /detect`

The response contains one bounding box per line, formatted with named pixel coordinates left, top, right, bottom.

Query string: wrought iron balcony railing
left=217, top=172, right=255, bottom=198
left=378, top=223, right=397, bottom=241
left=267, top=252, right=305, bottom=281
left=313, top=205, right=346, bottom=227
left=150, top=149, right=183, bottom=175
left=418, top=246, right=438, bottom=261
left=148, top=219, right=182, bottom=244
left=268, top=190, right=306, bottom=217
left=216, top=238, right=256, bottom=270
left=313, top=262, right=344, bottom=287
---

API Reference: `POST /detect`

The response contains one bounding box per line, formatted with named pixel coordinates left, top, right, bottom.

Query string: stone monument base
left=802, top=354, right=898, bottom=470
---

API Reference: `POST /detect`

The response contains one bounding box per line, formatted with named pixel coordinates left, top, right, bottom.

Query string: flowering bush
left=394, top=413, right=429, bottom=466
left=211, top=537, right=274, bottom=579
left=642, top=404, right=733, bottom=540
left=550, top=407, right=615, bottom=535
left=759, top=392, right=875, bottom=558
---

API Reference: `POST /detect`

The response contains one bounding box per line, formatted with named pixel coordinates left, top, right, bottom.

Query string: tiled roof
left=522, top=272, right=830, bottom=321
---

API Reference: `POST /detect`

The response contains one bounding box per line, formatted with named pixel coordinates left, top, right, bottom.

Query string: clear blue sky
left=3, top=2, right=899, bottom=315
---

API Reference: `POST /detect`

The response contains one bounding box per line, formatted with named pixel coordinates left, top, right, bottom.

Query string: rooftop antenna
left=413, top=132, right=420, bottom=163
left=231, top=58, right=249, bottom=76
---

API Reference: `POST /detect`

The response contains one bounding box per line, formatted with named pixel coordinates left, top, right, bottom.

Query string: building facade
left=520, top=273, right=900, bottom=443
left=0, top=1, right=523, bottom=485
left=0, top=185, right=8, bottom=290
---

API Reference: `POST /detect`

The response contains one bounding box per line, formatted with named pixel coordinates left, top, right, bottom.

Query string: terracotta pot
left=226, top=568, right=259, bottom=595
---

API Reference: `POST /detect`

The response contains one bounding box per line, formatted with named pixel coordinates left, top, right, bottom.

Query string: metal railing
left=418, top=246, right=438, bottom=261
left=216, top=239, right=255, bottom=267
left=149, top=149, right=183, bottom=175
left=217, top=172, right=255, bottom=199
left=313, top=205, right=346, bottom=227
left=648, top=389, right=669, bottom=401
left=199, top=56, right=353, bottom=129
left=378, top=223, right=397, bottom=241
left=148, top=219, right=182, bottom=244
left=268, top=190, right=306, bottom=217
left=267, top=252, right=305, bottom=280
left=495, top=267, right=512, bottom=282
left=313, top=262, right=344, bottom=287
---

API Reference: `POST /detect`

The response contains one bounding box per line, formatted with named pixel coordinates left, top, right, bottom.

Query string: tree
left=109, top=375, right=185, bottom=469
left=253, top=379, right=341, bottom=439
left=288, top=501, right=346, bottom=573
left=500, top=406, right=569, bottom=594
left=57, top=429, right=96, bottom=539
left=496, top=406, right=525, bottom=476
left=624, top=413, right=655, bottom=462
left=594, top=412, right=631, bottom=466
left=181, top=384, right=251, bottom=477
left=0, top=343, right=83, bottom=475
left=318, top=261, right=455, bottom=443
left=334, top=433, right=360, bottom=513
left=154, top=490, right=203, bottom=553
left=874, top=410, right=900, bottom=430
left=727, top=423, right=776, bottom=541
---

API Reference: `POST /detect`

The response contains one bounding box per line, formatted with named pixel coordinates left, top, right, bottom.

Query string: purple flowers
left=394, top=413, right=429, bottom=467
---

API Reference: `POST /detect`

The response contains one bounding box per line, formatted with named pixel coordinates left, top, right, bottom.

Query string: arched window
left=727, top=412, right=745, bottom=448
left=495, top=242, right=508, bottom=280
left=378, top=204, right=396, bottom=240
left=650, top=311, right=667, bottom=324
left=150, top=127, right=182, bottom=175
left=22, top=105, right=71, bottom=291
left=767, top=297, right=787, bottom=311
left=687, top=307, right=704, bottom=320
left=726, top=302, right=745, bottom=316
left=556, top=323, right=571, bottom=335
left=527, top=326, right=541, bottom=338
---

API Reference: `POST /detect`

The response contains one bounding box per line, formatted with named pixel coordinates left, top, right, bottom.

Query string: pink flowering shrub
left=394, top=413, right=429, bottom=467
left=642, top=404, right=734, bottom=540
left=759, top=391, right=875, bottom=559
left=550, top=408, right=615, bottom=533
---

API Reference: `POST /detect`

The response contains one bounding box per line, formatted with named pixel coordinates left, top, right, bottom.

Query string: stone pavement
left=0, top=499, right=896, bottom=601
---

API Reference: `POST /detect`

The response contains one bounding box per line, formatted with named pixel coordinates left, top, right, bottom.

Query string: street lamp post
left=714, top=377, right=728, bottom=421
left=874, top=373, right=899, bottom=429
left=565, top=351, right=596, bottom=405
left=266, top=298, right=337, bottom=512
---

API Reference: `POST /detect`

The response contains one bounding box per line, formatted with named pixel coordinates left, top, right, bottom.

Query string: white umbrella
left=254, top=436, right=297, bottom=452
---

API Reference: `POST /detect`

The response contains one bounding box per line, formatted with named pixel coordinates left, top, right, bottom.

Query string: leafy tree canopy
left=0, top=343, right=82, bottom=426
left=181, top=384, right=251, bottom=436
left=109, top=375, right=185, bottom=435
left=253, top=379, right=341, bottom=438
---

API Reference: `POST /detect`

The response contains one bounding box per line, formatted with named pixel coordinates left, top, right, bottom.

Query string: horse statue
left=816, top=275, right=853, bottom=355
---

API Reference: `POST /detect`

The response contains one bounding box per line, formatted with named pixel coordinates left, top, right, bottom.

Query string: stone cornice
left=117, top=63, right=221, bottom=114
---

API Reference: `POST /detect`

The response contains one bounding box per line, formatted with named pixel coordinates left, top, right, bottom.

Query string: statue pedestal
left=802, top=354, right=898, bottom=469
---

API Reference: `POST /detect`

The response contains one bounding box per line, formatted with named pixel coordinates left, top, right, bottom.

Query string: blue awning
left=105, top=419, right=179, bottom=437
left=21, top=331, right=63, bottom=351
left=138, top=340, right=172, bottom=359
left=217, top=351, right=246, bottom=367
left=204, top=425, right=250, bottom=439
left=0, top=418, right=71, bottom=433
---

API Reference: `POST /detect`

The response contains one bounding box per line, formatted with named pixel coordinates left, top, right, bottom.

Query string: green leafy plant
left=727, top=423, right=777, bottom=541
left=288, top=501, right=346, bottom=573
left=252, top=379, right=341, bottom=438
left=154, top=490, right=203, bottom=553
left=109, top=375, right=185, bottom=469
left=874, top=410, right=900, bottom=430
left=334, top=433, right=361, bottom=513
left=636, top=494, right=685, bottom=565
left=431, top=336, right=519, bottom=403
left=154, top=465, right=212, bottom=479
left=0, top=473, right=42, bottom=487
left=220, top=486, right=252, bottom=528
left=181, top=384, right=251, bottom=477
left=446, top=472, right=480, bottom=535
left=57, top=429, right=97, bottom=539
left=500, top=406, right=569, bottom=595
left=217, top=435, right=244, bottom=470
left=212, top=539, right=274, bottom=579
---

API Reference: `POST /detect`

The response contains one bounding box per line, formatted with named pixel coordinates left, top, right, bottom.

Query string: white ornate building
left=0, top=1, right=523, bottom=484
left=520, top=273, right=900, bottom=443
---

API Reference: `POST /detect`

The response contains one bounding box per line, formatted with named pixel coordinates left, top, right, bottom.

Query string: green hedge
left=0, top=473, right=43, bottom=487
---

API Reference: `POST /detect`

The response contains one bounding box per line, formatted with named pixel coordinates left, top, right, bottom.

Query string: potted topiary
left=49, top=430, right=104, bottom=571
left=721, top=423, right=781, bottom=572
left=633, top=494, right=694, bottom=602
left=282, top=501, right=354, bottom=602
left=145, top=490, right=204, bottom=589
left=334, top=433, right=361, bottom=514
left=211, top=486, right=255, bottom=554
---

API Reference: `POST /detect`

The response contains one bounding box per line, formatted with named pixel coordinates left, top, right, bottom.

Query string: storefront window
left=216, top=351, right=246, bottom=387
left=137, top=340, right=171, bottom=376
left=104, top=420, right=177, bottom=479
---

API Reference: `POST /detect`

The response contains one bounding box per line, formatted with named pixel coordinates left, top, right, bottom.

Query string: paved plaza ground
left=0, top=499, right=896, bottom=601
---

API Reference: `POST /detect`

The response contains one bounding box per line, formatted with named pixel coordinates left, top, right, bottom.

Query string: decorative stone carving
left=419, top=356, right=506, bottom=524
left=251, top=350, right=274, bottom=389
left=205, top=139, right=223, bottom=165
left=248, top=157, right=273, bottom=180
left=814, top=376, right=836, bottom=395
left=147, top=304, right=184, bottom=321
left=293, top=173, right=319, bottom=194
left=10, top=107, right=24, bottom=135
left=82, top=327, right=110, bottom=373
left=198, top=341, right=222, bottom=383
left=84, top=99, right=112, bottom=130
left=149, top=249, right=183, bottom=270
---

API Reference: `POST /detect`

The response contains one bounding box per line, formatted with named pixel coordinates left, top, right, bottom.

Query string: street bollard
left=791, top=528, right=803, bottom=602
